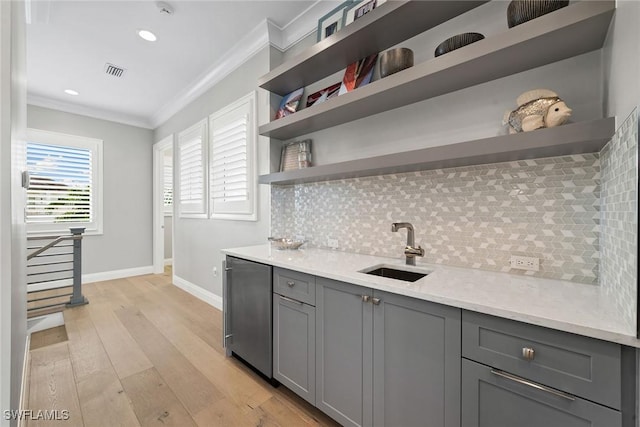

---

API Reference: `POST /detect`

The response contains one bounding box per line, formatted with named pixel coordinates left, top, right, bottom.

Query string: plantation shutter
left=163, top=160, right=173, bottom=212
left=178, top=120, right=207, bottom=217
left=209, top=92, right=256, bottom=220
left=26, top=142, right=93, bottom=224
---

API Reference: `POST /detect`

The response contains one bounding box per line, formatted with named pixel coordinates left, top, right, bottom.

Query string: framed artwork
left=338, top=54, right=378, bottom=95
left=275, top=88, right=304, bottom=120
left=317, top=1, right=354, bottom=42
left=344, top=0, right=382, bottom=26
left=306, top=82, right=341, bottom=108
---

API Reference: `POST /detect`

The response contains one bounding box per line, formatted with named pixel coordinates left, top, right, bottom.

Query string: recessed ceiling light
left=64, top=89, right=79, bottom=96
left=138, top=29, right=157, bottom=42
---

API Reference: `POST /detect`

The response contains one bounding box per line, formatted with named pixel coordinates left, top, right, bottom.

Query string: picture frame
left=338, top=54, right=378, bottom=95
left=275, top=88, right=304, bottom=120
left=344, top=0, right=384, bottom=26
left=306, top=82, right=341, bottom=108
left=279, top=140, right=312, bottom=172
left=317, top=0, right=354, bottom=42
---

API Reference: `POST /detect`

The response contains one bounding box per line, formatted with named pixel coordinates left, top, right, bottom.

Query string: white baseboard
left=82, top=266, right=154, bottom=284
left=19, top=335, right=31, bottom=427
left=26, top=266, right=154, bottom=292
left=173, top=274, right=222, bottom=310
left=164, top=258, right=173, bottom=266
left=27, top=312, right=65, bottom=335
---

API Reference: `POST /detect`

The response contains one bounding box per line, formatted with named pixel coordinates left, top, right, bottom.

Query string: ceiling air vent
left=104, top=63, right=126, bottom=78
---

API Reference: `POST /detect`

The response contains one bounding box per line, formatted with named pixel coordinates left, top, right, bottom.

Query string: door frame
left=153, top=136, right=174, bottom=274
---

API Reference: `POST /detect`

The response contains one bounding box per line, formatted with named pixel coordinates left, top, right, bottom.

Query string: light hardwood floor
left=26, top=272, right=339, bottom=427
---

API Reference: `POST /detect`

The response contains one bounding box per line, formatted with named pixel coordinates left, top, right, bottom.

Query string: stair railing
left=26, top=227, right=88, bottom=314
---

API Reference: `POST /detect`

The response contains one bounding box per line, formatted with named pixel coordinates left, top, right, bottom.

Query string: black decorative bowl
left=434, top=32, right=485, bottom=57
left=507, top=0, right=569, bottom=28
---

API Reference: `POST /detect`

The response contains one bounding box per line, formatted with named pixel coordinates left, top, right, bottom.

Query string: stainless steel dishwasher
left=223, top=256, right=273, bottom=379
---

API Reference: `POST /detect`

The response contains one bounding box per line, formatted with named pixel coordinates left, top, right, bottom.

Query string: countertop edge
left=222, top=246, right=640, bottom=348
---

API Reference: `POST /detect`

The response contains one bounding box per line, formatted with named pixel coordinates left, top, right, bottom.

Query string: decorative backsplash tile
left=600, top=109, right=638, bottom=326
left=272, top=154, right=601, bottom=284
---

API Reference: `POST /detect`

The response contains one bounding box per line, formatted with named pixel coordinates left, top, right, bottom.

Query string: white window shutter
left=209, top=92, right=257, bottom=221
left=178, top=120, right=208, bottom=218
left=163, top=159, right=173, bottom=211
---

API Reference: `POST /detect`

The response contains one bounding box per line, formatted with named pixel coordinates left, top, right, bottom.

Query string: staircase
left=27, top=227, right=88, bottom=320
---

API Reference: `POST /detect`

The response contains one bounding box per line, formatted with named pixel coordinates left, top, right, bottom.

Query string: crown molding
left=275, top=0, right=338, bottom=51
left=27, top=93, right=153, bottom=129
left=150, top=20, right=271, bottom=129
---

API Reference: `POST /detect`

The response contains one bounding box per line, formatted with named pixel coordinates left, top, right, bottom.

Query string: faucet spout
left=391, top=222, right=424, bottom=266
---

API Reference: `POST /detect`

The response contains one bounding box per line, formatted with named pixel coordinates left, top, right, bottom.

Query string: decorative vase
left=434, top=32, right=485, bottom=57
left=507, top=0, right=569, bottom=28
left=379, top=48, right=414, bottom=79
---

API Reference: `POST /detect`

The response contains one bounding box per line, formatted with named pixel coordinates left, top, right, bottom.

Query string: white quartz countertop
left=222, top=244, right=640, bottom=348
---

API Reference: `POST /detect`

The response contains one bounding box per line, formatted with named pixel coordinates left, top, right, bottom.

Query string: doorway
left=153, top=136, right=173, bottom=275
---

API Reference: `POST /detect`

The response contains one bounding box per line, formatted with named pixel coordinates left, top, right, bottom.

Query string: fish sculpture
left=503, top=89, right=572, bottom=134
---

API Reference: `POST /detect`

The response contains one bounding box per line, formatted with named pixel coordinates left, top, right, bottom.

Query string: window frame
left=208, top=91, right=257, bottom=221
left=177, top=119, right=208, bottom=219
left=25, top=128, right=104, bottom=236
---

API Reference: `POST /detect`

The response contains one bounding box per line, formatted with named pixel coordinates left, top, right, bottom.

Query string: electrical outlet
left=510, top=255, right=540, bottom=272
left=327, top=238, right=339, bottom=249
left=212, top=266, right=218, bottom=277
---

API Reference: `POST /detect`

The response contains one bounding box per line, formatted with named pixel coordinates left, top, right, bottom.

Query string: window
left=177, top=119, right=208, bottom=218
left=163, top=151, right=173, bottom=214
left=26, top=129, right=103, bottom=235
left=209, top=92, right=257, bottom=220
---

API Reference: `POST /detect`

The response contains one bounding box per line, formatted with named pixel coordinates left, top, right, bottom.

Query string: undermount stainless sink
left=360, top=264, right=431, bottom=282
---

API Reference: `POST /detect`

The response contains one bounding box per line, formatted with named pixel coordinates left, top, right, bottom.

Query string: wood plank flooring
left=26, top=273, right=339, bottom=427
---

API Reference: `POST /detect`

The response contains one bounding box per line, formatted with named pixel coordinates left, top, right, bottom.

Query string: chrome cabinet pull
left=372, top=297, right=381, bottom=305
left=287, top=281, right=295, bottom=287
left=490, top=369, right=575, bottom=401
left=280, top=295, right=303, bottom=305
left=522, top=347, right=535, bottom=361
left=361, top=295, right=371, bottom=303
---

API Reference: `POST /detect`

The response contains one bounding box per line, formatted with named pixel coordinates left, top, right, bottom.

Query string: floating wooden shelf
left=258, top=118, right=615, bottom=185
left=259, top=0, right=615, bottom=141
left=258, top=1, right=488, bottom=96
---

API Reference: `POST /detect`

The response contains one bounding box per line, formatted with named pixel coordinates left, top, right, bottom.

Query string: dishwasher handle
left=222, top=259, right=232, bottom=353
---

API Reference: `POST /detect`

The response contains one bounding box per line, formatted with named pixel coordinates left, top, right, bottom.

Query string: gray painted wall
left=27, top=105, right=155, bottom=275
left=154, top=46, right=274, bottom=297
left=1, top=1, right=27, bottom=424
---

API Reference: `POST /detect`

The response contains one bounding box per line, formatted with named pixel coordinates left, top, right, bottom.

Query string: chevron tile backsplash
left=272, top=153, right=601, bottom=284
left=600, top=109, right=638, bottom=325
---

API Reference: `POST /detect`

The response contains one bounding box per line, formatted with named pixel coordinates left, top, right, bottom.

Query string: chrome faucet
left=391, top=222, right=425, bottom=266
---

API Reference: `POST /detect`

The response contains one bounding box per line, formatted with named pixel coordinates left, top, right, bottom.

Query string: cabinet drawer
left=274, top=267, right=316, bottom=305
left=462, top=311, right=621, bottom=409
left=462, top=359, right=621, bottom=427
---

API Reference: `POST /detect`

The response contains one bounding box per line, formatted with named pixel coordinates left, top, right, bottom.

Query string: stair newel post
left=67, top=227, right=88, bottom=307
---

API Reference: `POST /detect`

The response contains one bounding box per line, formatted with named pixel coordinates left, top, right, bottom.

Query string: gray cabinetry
left=373, top=290, right=461, bottom=427
left=273, top=293, right=315, bottom=405
left=272, top=268, right=316, bottom=404
left=316, top=277, right=373, bottom=427
left=316, top=278, right=462, bottom=427
left=461, top=359, right=621, bottom=427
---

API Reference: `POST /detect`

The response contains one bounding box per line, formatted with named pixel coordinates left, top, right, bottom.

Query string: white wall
left=1, top=1, right=27, bottom=424
left=603, top=0, right=640, bottom=122
left=154, top=47, right=273, bottom=298
left=27, top=105, right=155, bottom=276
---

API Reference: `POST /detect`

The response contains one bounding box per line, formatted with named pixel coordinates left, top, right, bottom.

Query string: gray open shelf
left=259, top=118, right=615, bottom=185
left=258, top=0, right=488, bottom=96
left=259, top=0, right=615, bottom=141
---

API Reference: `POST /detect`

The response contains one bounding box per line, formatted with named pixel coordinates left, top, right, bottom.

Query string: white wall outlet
left=510, top=255, right=540, bottom=272
left=212, top=266, right=218, bottom=277
left=327, top=238, right=339, bottom=249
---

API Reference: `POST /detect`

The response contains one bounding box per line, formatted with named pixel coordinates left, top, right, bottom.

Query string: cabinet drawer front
left=274, top=267, right=316, bottom=305
left=462, top=359, right=621, bottom=427
left=462, top=311, right=621, bottom=409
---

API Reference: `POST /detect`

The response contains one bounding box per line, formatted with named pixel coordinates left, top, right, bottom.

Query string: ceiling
left=26, top=0, right=326, bottom=128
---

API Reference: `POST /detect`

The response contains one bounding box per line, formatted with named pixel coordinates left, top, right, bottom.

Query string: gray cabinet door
left=461, top=359, right=622, bottom=427
left=316, top=277, right=373, bottom=427
left=273, top=294, right=315, bottom=405
left=372, top=290, right=462, bottom=427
